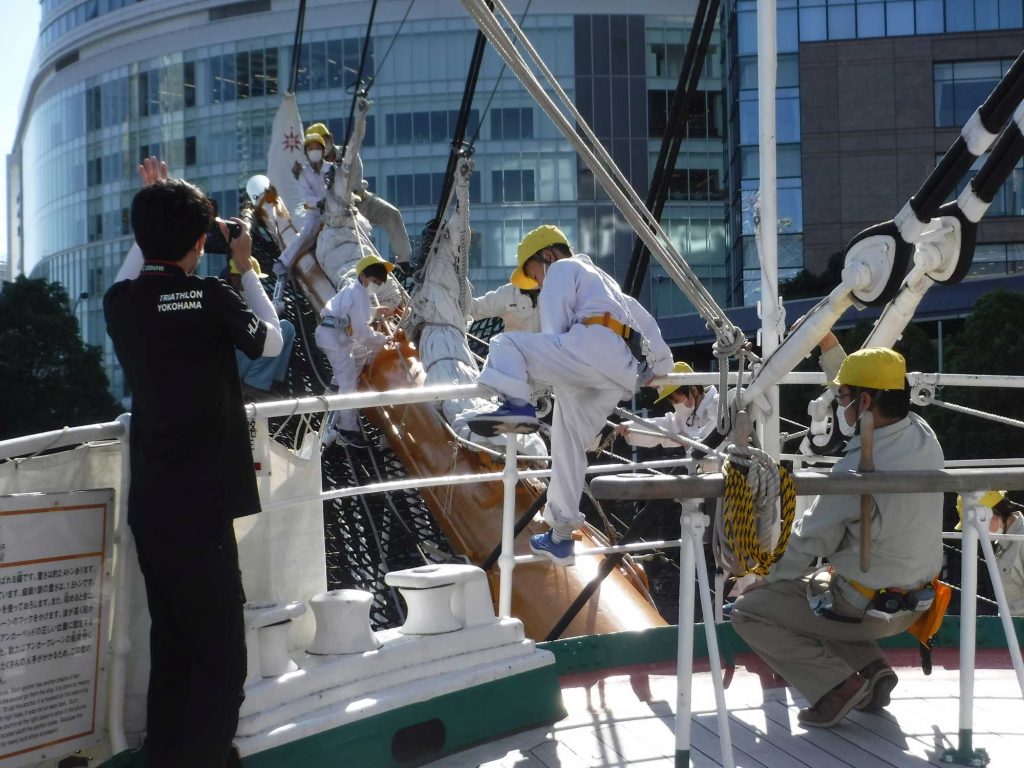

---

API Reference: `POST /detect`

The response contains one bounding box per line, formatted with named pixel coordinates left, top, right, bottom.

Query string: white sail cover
left=404, top=156, right=546, bottom=458
left=267, top=92, right=307, bottom=230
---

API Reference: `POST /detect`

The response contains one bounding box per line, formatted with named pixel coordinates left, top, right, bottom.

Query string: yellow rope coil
left=721, top=458, right=797, bottom=576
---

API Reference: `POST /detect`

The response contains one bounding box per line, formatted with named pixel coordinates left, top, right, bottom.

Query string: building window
left=934, top=58, right=1016, bottom=127
left=666, top=168, right=724, bottom=201
left=648, top=90, right=723, bottom=139
left=492, top=170, right=535, bottom=203
left=490, top=108, right=534, bottom=140
left=944, top=152, right=1024, bottom=218
left=87, top=157, right=102, bottom=187
left=185, top=136, right=197, bottom=167
left=385, top=110, right=479, bottom=145
left=184, top=61, right=196, bottom=108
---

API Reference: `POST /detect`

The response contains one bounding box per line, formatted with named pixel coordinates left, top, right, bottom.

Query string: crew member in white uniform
left=731, top=347, right=945, bottom=729
left=469, top=225, right=672, bottom=566
left=469, top=282, right=541, bottom=333
left=315, top=252, right=393, bottom=448
left=275, top=130, right=329, bottom=274
left=615, top=361, right=719, bottom=449
left=956, top=490, right=1024, bottom=616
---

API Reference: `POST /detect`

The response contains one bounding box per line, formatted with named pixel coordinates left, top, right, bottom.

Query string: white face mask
left=672, top=401, right=695, bottom=418
left=365, top=281, right=381, bottom=296
left=307, top=149, right=323, bottom=163
left=837, top=398, right=858, bottom=437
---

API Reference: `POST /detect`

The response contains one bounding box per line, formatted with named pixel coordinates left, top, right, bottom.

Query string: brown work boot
left=856, top=659, right=899, bottom=711
left=797, top=673, right=870, bottom=728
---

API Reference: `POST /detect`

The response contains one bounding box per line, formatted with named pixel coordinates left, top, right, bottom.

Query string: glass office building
left=11, top=0, right=728, bottom=396
left=725, top=0, right=1024, bottom=303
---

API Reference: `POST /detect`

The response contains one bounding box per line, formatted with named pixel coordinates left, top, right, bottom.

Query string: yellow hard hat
left=954, top=490, right=1007, bottom=530
left=304, top=132, right=326, bottom=149
left=355, top=252, right=394, bottom=276
left=654, top=361, right=695, bottom=403
left=229, top=257, right=268, bottom=279
left=511, top=225, right=569, bottom=290
left=834, top=348, right=906, bottom=391
left=306, top=122, right=330, bottom=138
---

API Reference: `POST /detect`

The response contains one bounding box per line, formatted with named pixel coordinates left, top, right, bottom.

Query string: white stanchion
left=675, top=515, right=696, bottom=768
left=692, top=511, right=735, bottom=768
left=976, top=524, right=1024, bottom=698
left=107, top=413, right=133, bottom=754
left=498, top=435, right=518, bottom=617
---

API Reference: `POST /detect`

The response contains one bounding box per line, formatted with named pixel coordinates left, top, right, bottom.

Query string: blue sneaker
left=530, top=531, right=575, bottom=567
left=468, top=400, right=539, bottom=437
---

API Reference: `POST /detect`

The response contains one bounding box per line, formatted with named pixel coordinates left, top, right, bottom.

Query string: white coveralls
left=314, top=277, right=387, bottom=432
left=731, top=345, right=945, bottom=704
left=996, top=511, right=1024, bottom=616
left=621, top=386, right=719, bottom=448
left=470, top=282, right=540, bottom=333
left=279, top=161, right=328, bottom=269
left=477, top=255, right=672, bottom=532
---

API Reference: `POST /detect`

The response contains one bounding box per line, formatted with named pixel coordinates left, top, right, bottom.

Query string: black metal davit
left=287, top=0, right=308, bottom=94
left=622, top=0, right=720, bottom=299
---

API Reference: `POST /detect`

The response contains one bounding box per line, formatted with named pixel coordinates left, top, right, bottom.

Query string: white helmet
left=246, top=174, right=272, bottom=206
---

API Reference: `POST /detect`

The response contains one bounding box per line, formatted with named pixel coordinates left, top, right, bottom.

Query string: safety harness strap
left=582, top=312, right=645, bottom=362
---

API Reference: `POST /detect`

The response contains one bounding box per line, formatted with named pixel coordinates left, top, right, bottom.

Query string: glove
left=636, top=361, right=655, bottom=388
left=272, top=260, right=288, bottom=278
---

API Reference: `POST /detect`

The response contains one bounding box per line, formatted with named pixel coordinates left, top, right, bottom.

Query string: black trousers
left=133, top=520, right=247, bottom=768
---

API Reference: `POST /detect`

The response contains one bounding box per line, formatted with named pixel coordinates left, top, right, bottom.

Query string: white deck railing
left=3, top=375, right=1024, bottom=766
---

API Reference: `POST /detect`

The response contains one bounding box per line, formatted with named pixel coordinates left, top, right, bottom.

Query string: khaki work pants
left=730, top=576, right=920, bottom=705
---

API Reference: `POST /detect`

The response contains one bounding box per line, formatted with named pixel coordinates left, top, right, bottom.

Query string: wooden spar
left=294, top=249, right=665, bottom=639
left=858, top=410, right=875, bottom=572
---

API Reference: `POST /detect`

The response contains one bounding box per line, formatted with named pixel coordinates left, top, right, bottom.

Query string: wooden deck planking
left=426, top=659, right=1024, bottom=767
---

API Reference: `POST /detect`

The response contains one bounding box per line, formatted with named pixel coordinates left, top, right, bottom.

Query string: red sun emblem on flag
left=282, top=128, right=303, bottom=152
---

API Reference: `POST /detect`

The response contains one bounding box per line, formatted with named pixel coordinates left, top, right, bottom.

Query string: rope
left=341, top=0, right=379, bottom=153
left=721, top=446, right=796, bottom=576
left=363, top=0, right=415, bottom=90
left=926, top=397, right=1024, bottom=430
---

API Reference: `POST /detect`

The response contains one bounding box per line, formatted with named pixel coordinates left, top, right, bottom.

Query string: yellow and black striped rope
left=721, top=458, right=797, bottom=576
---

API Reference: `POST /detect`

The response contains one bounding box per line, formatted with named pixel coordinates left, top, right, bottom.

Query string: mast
left=757, top=0, right=782, bottom=458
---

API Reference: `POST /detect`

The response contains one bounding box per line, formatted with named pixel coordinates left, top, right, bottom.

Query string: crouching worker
left=730, top=348, right=944, bottom=728
left=468, top=225, right=672, bottom=566
left=315, top=252, right=394, bottom=449
left=615, top=361, right=719, bottom=450
left=957, top=490, right=1024, bottom=616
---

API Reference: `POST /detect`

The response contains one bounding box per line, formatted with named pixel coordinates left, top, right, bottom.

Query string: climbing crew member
left=730, top=347, right=944, bottom=729
left=315, top=251, right=394, bottom=449
left=104, top=157, right=284, bottom=768
left=469, top=281, right=541, bottom=333
left=615, top=361, right=719, bottom=449
left=956, top=490, right=1024, bottom=616
left=275, top=127, right=330, bottom=275
left=468, top=225, right=672, bottom=566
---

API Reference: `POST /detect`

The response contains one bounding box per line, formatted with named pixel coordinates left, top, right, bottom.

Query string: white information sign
left=0, top=490, right=114, bottom=767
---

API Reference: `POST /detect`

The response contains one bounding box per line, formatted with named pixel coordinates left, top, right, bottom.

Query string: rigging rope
left=342, top=0, right=380, bottom=155
left=720, top=446, right=796, bottom=576
left=364, top=0, right=416, bottom=90
left=287, top=0, right=308, bottom=93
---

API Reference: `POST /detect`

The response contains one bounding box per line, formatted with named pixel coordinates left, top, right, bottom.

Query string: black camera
left=226, top=221, right=242, bottom=241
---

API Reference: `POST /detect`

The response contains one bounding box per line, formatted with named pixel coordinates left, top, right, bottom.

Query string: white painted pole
left=675, top=510, right=696, bottom=767
left=693, top=511, right=735, bottom=768
left=976, top=525, right=1024, bottom=698
left=757, top=0, right=782, bottom=460
left=958, top=500, right=980, bottom=755
left=498, top=436, right=518, bottom=617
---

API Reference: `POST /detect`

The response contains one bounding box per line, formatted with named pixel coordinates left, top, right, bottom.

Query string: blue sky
left=2, top=1, right=42, bottom=263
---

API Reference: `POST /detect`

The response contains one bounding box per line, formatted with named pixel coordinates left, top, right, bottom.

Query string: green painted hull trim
left=241, top=665, right=565, bottom=768
left=675, top=748, right=690, bottom=767
left=539, top=616, right=1024, bottom=677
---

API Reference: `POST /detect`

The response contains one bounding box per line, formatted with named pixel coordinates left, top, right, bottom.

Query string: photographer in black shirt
left=104, top=157, right=283, bottom=767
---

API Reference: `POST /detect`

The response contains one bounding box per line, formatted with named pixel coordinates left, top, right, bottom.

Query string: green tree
left=928, top=289, right=1024, bottom=460
left=0, top=276, right=120, bottom=440
left=780, top=250, right=844, bottom=300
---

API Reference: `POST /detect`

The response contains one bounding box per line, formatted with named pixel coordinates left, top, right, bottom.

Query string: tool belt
left=582, top=312, right=644, bottom=362
left=846, top=577, right=936, bottom=617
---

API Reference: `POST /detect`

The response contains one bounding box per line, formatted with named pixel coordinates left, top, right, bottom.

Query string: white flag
left=267, top=92, right=307, bottom=228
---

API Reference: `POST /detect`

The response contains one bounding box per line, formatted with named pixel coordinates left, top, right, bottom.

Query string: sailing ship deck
left=429, top=648, right=1023, bottom=768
